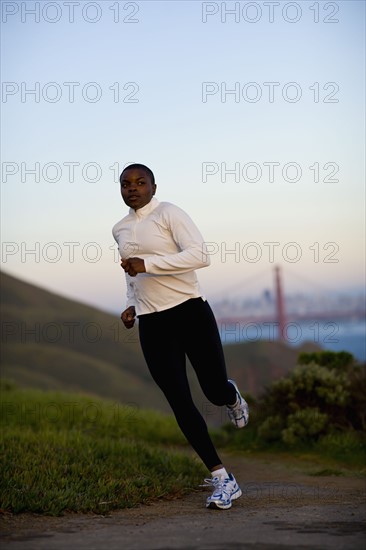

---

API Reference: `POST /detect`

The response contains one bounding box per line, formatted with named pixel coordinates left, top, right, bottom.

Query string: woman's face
left=120, top=167, right=156, bottom=210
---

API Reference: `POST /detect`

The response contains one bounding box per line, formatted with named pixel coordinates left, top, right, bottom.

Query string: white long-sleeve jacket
left=112, top=197, right=211, bottom=316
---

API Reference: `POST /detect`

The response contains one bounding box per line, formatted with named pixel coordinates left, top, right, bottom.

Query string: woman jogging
left=112, top=163, right=249, bottom=510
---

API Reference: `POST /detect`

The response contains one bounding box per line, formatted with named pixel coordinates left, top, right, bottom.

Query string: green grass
left=2, top=379, right=364, bottom=517
left=0, top=383, right=206, bottom=516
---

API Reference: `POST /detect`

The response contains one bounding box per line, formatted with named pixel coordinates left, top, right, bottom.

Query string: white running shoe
left=226, top=379, right=249, bottom=428
left=204, top=473, right=242, bottom=510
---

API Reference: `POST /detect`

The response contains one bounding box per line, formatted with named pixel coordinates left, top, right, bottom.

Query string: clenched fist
left=121, top=306, right=136, bottom=329
left=121, top=257, right=146, bottom=277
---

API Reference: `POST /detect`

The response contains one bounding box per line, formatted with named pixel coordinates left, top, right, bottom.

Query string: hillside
left=0, top=270, right=168, bottom=412
left=0, top=271, right=321, bottom=422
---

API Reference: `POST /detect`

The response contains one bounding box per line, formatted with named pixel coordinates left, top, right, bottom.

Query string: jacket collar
left=129, top=197, right=159, bottom=219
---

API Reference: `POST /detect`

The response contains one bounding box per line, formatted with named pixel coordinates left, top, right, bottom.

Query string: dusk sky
left=1, top=0, right=365, bottom=314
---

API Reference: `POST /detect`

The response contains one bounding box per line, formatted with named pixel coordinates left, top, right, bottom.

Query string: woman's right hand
left=121, top=306, right=136, bottom=329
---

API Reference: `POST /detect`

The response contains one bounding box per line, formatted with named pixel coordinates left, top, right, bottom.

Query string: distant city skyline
left=213, top=286, right=365, bottom=321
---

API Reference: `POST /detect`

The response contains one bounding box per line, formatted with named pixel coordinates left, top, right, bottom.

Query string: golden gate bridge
left=214, top=265, right=365, bottom=343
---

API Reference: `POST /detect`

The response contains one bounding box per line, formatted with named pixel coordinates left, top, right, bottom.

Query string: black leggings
left=138, top=297, right=236, bottom=470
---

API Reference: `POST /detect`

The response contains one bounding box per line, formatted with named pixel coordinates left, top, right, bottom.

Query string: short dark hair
left=120, top=163, right=155, bottom=186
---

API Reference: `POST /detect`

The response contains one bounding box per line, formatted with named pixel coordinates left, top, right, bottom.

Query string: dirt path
left=1, top=451, right=365, bottom=550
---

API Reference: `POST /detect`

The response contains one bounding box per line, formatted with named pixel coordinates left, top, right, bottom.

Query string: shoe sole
left=227, top=379, right=249, bottom=428
left=232, top=488, right=242, bottom=500
left=206, top=488, right=242, bottom=510
left=226, top=411, right=247, bottom=429
left=207, top=502, right=232, bottom=510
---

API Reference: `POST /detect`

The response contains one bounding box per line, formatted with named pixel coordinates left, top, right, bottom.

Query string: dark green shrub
left=256, top=351, right=365, bottom=446
left=297, top=350, right=355, bottom=370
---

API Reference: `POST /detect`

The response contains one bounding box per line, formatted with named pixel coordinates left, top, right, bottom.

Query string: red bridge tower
left=274, top=265, right=287, bottom=342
